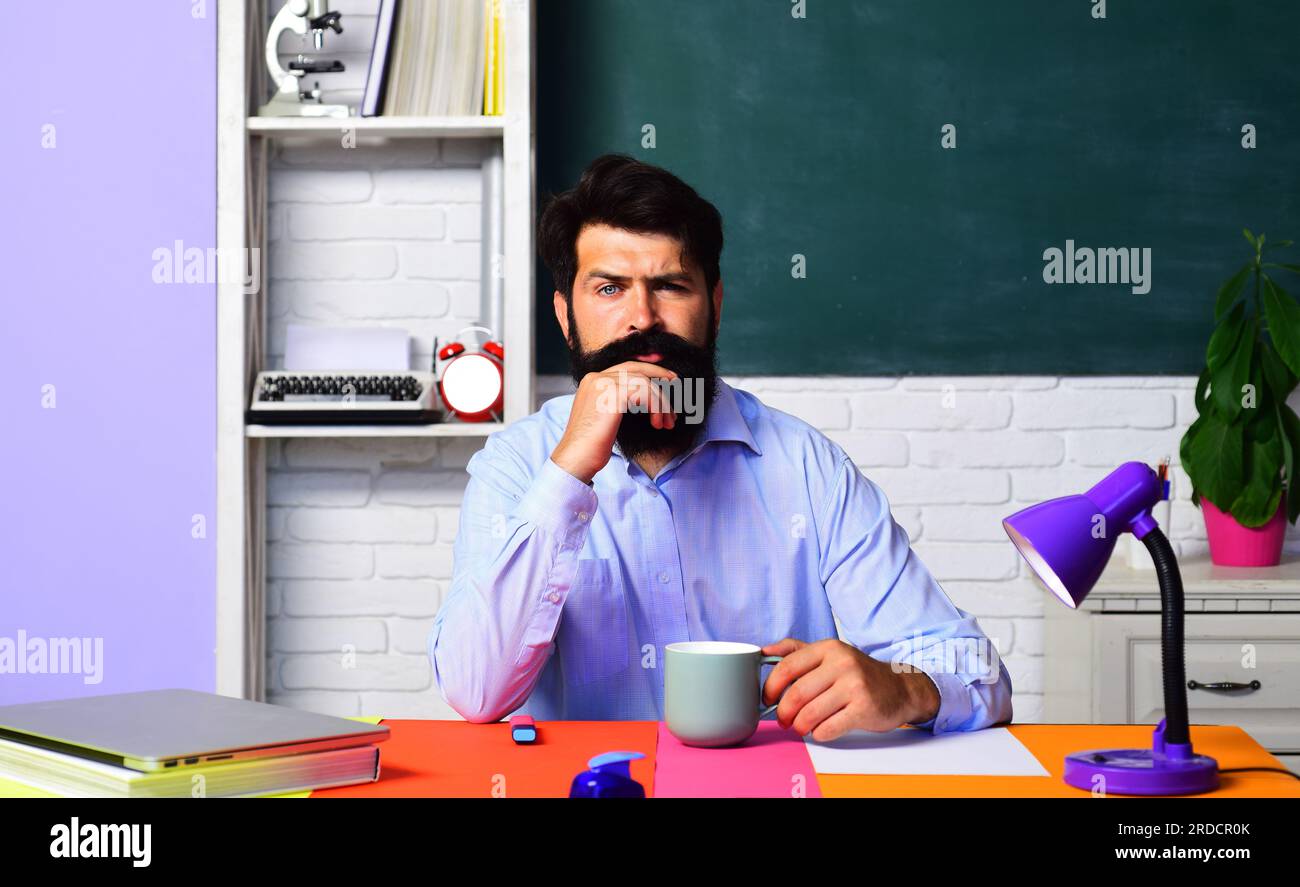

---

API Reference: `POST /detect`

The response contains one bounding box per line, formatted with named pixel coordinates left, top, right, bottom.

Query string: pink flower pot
left=1201, top=493, right=1288, bottom=567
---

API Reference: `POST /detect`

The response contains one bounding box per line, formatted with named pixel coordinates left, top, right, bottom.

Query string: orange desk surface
left=312, top=720, right=658, bottom=798
left=310, top=721, right=1300, bottom=798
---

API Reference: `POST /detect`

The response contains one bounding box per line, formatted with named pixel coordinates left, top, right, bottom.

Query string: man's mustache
left=577, top=330, right=703, bottom=370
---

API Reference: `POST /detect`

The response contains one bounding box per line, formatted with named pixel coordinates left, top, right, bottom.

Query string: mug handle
left=758, top=655, right=784, bottom=717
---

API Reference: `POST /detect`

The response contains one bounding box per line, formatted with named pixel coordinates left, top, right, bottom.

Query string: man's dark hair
left=537, top=154, right=724, bottom=303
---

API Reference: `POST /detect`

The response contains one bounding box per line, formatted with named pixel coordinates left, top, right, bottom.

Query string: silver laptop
left=0, top=689, right=389, bottom=772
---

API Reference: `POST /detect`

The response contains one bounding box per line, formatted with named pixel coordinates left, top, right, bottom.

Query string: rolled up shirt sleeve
left=428, top=439, right=597, bottom=723
left=815, top=455, right=1014, bottom=733
left=904, top=659, right=1016, bottom=733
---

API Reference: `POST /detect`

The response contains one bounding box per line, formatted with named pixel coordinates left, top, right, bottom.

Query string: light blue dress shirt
left=429, top=380, right=1014, bottom=732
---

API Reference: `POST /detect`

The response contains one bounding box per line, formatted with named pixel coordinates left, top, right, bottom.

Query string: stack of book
left=0, top=689, right=388, bottom=799
left=364, top=0, right=505, bottom=117
left=0, top=738, right=380, bottom=799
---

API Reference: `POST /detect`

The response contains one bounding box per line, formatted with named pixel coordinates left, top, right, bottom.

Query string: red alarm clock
left=436, top=326, right=504, bottom=422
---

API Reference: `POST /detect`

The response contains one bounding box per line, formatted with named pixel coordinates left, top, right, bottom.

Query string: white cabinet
left=1045, top=555, right=1300, bottom=757
left=1096, top=614, right=1300, bottom=752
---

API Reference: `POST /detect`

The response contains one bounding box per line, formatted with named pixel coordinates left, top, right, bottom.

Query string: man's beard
left=566, top=310, right=719, bottom=461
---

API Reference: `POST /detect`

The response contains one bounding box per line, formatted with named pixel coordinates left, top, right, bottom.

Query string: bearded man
left=428, top=154, right=1013, bottom=739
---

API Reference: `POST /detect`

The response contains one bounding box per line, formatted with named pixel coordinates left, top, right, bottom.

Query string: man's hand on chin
left=759, top=638, right=941, bottom=742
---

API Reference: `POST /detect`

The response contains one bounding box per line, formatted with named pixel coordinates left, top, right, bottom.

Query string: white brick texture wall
left=266, top=137, right=492, bottom=374
left=263, top=160, right=1300, bottom=725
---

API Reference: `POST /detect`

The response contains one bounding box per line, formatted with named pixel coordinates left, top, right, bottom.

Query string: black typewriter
left=246, top=370, right=441, bottom=425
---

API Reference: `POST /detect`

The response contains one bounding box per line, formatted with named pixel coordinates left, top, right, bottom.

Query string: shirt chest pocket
left=558, top=558, right=631, bottom=686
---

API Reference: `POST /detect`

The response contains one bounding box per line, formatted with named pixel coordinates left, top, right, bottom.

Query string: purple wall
left=1, top=3, right=216, bottom=702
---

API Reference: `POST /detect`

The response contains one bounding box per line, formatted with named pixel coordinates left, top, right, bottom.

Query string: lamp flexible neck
left=1139, top=527, right=1189, bottom=745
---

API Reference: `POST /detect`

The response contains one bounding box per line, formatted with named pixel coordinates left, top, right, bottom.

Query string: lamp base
left=1064, top=717, right=1219, bottom=795
left=1064, top=748, right=1219, bottom=795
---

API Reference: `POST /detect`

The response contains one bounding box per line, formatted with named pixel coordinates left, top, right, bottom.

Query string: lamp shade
left=1002, top=461, right=1162, bottom=608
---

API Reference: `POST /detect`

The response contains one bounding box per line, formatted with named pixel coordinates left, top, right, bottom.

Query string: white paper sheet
left=284, top=324, right=411, bottom=371
left=804, top=726, right=1050, bottom=777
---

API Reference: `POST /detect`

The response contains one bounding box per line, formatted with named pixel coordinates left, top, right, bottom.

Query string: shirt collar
left=610, top=378, right=762, bottom=463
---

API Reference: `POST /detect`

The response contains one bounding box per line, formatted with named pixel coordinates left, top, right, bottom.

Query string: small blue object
left=510, top=714, right=536, bottom=743
left=568, top=751, right=646, bottom=798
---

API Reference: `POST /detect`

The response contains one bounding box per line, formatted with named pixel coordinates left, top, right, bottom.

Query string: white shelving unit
left=246, top=115, right=506, bottom=138
left=245, top=422, right=506, bottom=439
left=216, top=0, right=536, bottom=699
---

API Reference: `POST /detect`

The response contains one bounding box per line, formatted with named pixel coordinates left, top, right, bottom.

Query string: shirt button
left=658, top=572, right=670, bottom=584
left=646, top=486, right=659, bottom=497
left=577, top=511, right=589, bottom=522
left=548, top=592, right=561, bottom=604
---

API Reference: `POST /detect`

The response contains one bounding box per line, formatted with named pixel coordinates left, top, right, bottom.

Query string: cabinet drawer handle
left=1187, top=679, right=1261, bottom=692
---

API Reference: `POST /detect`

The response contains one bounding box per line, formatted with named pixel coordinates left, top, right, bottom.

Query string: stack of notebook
left=0, top=689, right=388, bottom=798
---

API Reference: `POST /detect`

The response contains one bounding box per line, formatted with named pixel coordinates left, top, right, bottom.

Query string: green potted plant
left=1180, top=230, right=1300, bottom=566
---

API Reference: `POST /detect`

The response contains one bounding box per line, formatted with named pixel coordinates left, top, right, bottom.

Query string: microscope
left=258, top=0, right=351, bottom=118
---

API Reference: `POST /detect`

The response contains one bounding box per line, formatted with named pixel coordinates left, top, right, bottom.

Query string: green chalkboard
left=534, top=0, right=1300, bottom=376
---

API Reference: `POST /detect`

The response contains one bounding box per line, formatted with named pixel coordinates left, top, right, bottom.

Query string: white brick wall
left=263, top=158, right=1300, bottom=725
left=266, top=137, right=492, bottom=374
left=264, top=135, right=490, bottom=719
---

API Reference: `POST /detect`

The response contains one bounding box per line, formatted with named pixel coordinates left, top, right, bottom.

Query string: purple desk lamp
left=1002, top=461, right=1219, bottom=795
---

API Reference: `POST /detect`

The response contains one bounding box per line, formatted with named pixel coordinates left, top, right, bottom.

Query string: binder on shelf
left=361, top=0, right=400, bottom=117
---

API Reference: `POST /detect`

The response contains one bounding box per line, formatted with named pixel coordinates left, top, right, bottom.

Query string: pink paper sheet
left=654, top=721, right=823, bottom=798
